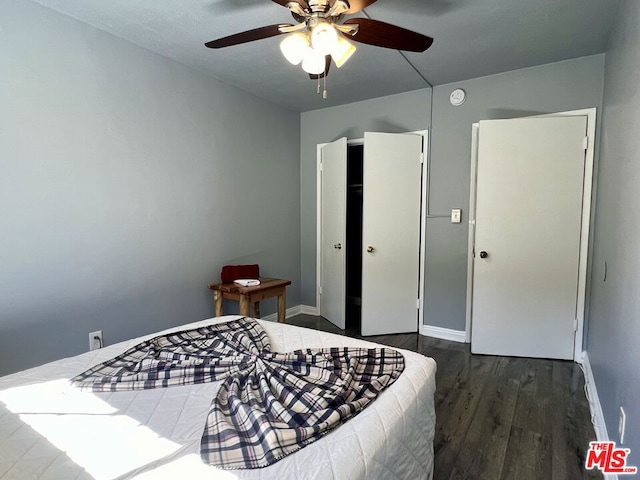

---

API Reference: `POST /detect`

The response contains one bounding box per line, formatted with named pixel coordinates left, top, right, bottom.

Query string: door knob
left=367, top=246, right=375, bottom=253
left=334, top=243, right=342, bottom=250
left=479, top=251, right=488, bottom=259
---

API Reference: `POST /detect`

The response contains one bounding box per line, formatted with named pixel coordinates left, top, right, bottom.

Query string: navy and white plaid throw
left=71, top=318, right=404, bottom=469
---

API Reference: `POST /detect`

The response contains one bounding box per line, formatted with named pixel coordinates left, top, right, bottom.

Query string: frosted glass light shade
left=301, top=49, right=326, bottom=75
left=280, top=33, right=310, bottom=65
left=331, top=36, right=356, bottom=68
left=310, top=23, right=339, bottom=55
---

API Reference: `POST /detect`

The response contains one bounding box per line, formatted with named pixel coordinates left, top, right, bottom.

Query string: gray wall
left=0, top=1, right=301, bottom=375
left=587, top=0, right=640, bottom=460
left=300, top=89, right=432, bottom=306
left=300, top=55, right=605, bottom=332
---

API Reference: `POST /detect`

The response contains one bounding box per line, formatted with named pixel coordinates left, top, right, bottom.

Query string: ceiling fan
left=204, top=0, right=433, bottom=84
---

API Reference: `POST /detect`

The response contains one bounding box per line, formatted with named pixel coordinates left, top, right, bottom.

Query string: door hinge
left=420, top=153, right=425, bottom=164
left=416, top=298, right=420, bottom=309
left=583, top=136, right=589, bottom=150
left=319, top=285, right=323, bottom=295
left=574, top=318, right=578, bottom=332
left=319, top=161, right=323, bottom=171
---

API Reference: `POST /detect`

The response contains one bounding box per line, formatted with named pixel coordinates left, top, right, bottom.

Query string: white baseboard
left=581, top=351, right=618, bottom=480
left=261, top=305, right=318, bottom=322
left=299, top=304, right=320, bottom=316
left=420, top=325, right=466, bottom=343
left=582, top=351, right=609, bottom=442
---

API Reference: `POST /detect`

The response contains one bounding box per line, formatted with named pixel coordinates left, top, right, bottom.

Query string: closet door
left=320, top=138, right=347, bottom=329
left=361, top=132, right=423, bottom=335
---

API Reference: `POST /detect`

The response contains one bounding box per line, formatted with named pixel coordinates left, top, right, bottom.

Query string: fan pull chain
left=323, top=74, right=327, bottom=99
left=317, top=76, right=321, bottom=95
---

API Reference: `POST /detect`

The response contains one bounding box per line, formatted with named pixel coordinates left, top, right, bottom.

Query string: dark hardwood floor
left=286, top=314, right=601, bottom=480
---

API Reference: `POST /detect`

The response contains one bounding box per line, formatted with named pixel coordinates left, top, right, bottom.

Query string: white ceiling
left=31, top=0, right=620, bottom=112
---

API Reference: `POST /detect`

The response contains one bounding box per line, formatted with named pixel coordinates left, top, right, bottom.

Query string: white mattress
left=0, top=316, right=436, bottom=480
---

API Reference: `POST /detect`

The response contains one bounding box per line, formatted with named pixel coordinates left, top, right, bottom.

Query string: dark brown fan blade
left=343, top=18, right=433, bottom=52
left=205, top=24, right=292, bottom=49
left=271, top=0, right=309, bottom=10
left=309, top=56, right=332, bottom=80
left=342, top=0, right=378, bottom=14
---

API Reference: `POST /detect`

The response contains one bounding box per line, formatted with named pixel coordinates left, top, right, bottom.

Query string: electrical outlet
left=619, top=406, right=626, bottom=444
left=89, top=330, right=103, bottom=351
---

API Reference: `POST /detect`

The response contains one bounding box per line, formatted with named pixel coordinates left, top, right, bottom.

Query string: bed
left=0, top=316, right=437, bottom=480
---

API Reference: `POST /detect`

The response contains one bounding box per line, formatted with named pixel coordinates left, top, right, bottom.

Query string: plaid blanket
left=71, top=318, right=405, bottom=469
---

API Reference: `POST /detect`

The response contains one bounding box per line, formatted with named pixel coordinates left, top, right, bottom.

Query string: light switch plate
left=451, top=209, right=461, bottom=224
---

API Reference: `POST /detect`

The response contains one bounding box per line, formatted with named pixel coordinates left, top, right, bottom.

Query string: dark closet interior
left=345, top=144, right=363, bottom=333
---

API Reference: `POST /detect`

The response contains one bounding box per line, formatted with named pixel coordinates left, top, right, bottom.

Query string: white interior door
left=320, top=138, right=347, bottom=329
left=361, top=132, right=423, bottom=335
left=471, top=116, right=587, bottom=360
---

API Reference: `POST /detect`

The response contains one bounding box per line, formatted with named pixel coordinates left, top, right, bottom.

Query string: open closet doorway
left=345, top=143, right=364, bottom=334
left=317, top=132, right=427, bottom=336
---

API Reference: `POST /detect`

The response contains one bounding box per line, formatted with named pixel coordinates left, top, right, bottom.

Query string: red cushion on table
left=221, top=264, right=260, bottom=283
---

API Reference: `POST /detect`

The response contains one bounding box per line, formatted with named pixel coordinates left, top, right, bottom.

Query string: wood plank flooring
left=286, top=314, right=601, bottom=480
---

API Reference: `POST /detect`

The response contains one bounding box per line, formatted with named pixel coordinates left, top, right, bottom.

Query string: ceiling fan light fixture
left=301, top=49, right=326, bottom=75
left=331, top=36, right=356, bottom=68
left=205, top=0, right=435, bottom=94
left=310, top=22, right=339, bottom=56
left=280, top=33, right=310, bottom=65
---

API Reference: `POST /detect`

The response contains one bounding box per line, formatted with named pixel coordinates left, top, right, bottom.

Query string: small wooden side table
left=207, top=278, right=291, bottom=323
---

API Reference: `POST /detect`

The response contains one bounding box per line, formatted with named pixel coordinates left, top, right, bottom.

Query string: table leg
left=214, top=291, right=223, bottom=317
left=239, top=295, right=251, bottom=317
left=253, top=302, right=261, bottom=319
left=277, top=289, right=286, bottom=323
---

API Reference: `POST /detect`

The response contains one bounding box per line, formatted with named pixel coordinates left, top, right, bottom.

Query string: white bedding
left=0, top=316, right=436, bottom=480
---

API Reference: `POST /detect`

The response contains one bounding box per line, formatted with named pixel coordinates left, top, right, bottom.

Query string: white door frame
left=465, top=124, right=480, bottom=344
left=316, top=131, right=429, bottom=329
left=465, top=108, right=596, bottom=363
